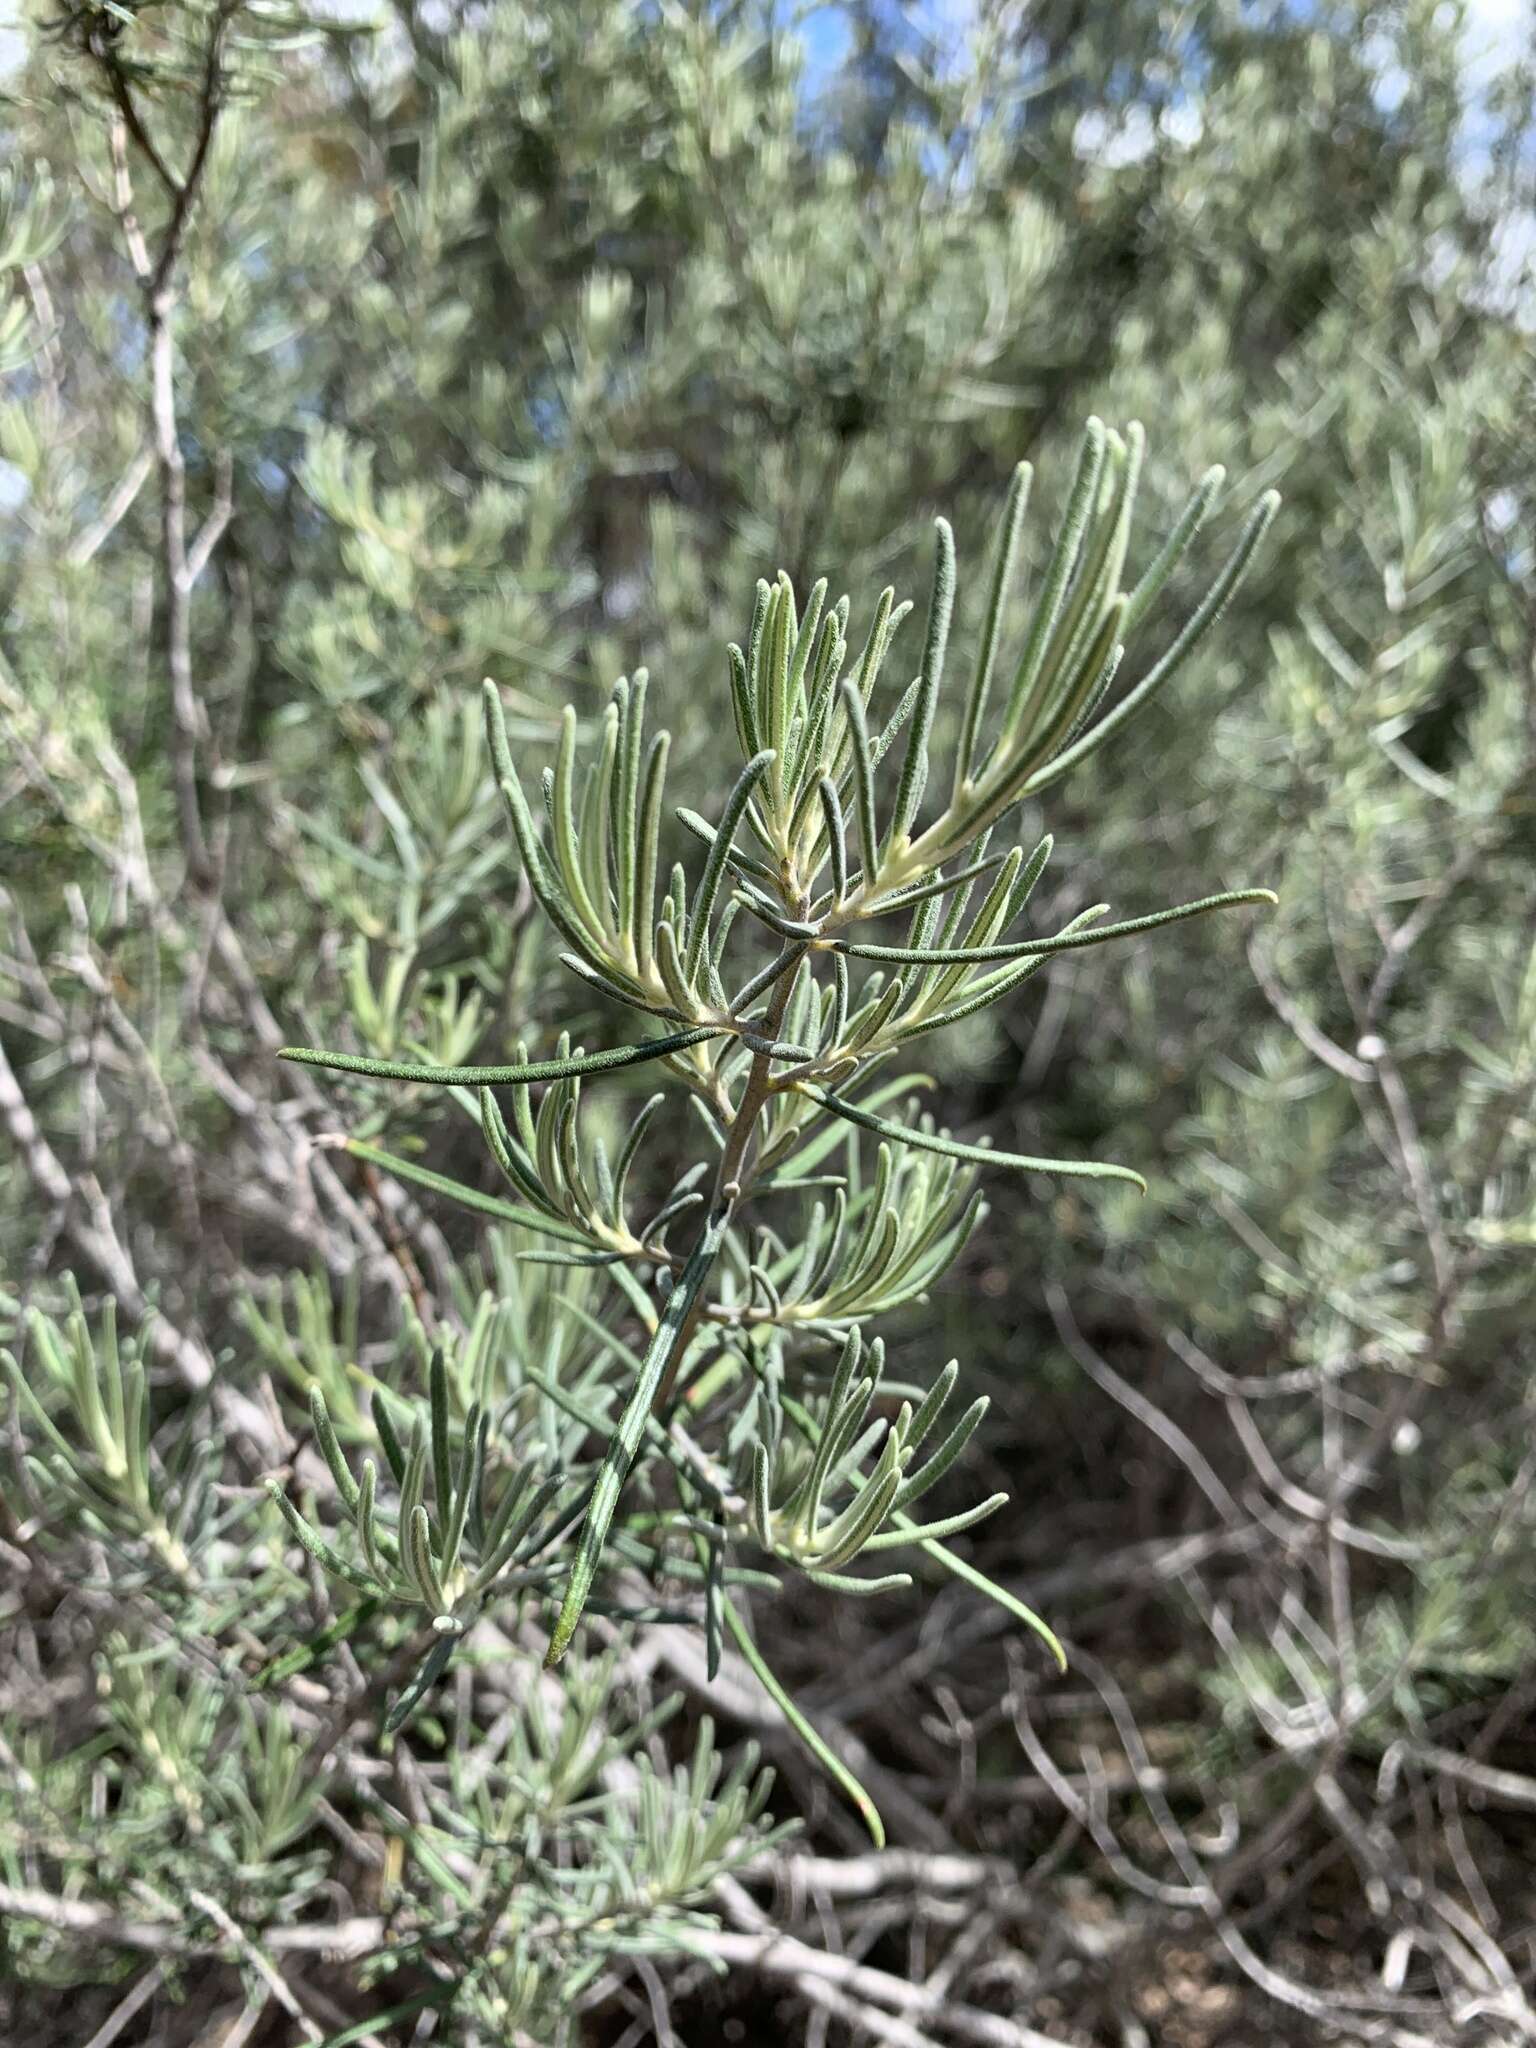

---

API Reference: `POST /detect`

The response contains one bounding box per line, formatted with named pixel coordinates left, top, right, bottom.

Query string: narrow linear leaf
left=861, top=1493, right=1009, bottom=1549
left=846, top=847, right=1010, bottom=924
left=905, top=1524, right=1067, bottom=1672
left=279, top=1026, right=722, bottom=1087
left=546, top=1203, right=732, bottom=1666
left=309, top=1387, right=360, bottom=1513
left=1003, top=417, right=1108, bottom=738
left=804, top=1568, right=914, bottom=1595
left=1026, top=488, right=1281, bottom=795
left=1121, top=464, right=1224, bottom=636
left=339, top=1139, right=591, bottom=1243
left=796, top=1085, right=1147, bottom=1192
left=269, top=1485, right=376, bottom=1592
left=633, top=730, right=671, bottom=972
left=838, top=676, right=881, bottom=887
left=832, top=888, right=1277, bottom=966
left=818, top=776, right=849, bottom=903
left=685, top=749, right=776, bottom=984
left=721, top=1592, right=885, bottom=1847
left=888, top=516, right=955, bottom=852
left=384, top=1633, right=458, bottom=1736
left=957, top=461, right=1031, bottom=795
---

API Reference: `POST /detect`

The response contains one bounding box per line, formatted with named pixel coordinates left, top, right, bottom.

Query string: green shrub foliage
left=3, top=0, right=1534, bottom=2040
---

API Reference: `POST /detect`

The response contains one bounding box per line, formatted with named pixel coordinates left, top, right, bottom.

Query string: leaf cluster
left=274, top=426, right=1276, bottom=1823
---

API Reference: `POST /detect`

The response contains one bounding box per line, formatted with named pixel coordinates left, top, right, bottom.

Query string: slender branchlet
left=277, top=428, right=1278, bottom=1832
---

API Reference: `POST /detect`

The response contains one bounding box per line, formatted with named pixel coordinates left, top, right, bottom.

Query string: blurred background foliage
left=3, top=0, right=1536, bottom=2041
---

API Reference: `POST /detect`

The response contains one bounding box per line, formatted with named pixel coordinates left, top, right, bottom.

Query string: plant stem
left=651, top=944, right=806, bottom=1413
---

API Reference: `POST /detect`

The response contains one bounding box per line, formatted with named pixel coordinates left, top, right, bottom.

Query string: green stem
left=651, top=943, right=808, bottom=1413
